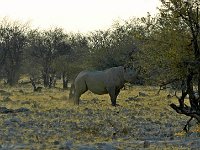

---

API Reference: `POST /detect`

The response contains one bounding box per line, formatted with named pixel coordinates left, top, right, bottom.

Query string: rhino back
left=85, top=66, right=124, bottom=87
left=75, top=66, right=125, bottom=94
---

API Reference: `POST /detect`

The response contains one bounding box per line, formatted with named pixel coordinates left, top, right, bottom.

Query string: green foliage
left=26, top=28, right=72, bottom=87
left=66, top=33, right=90, bottom=73
left=134, top=2, right=198, bottom=84
left=3, top=2, right=199, bottom=87
left=88, top=20, right=138, bottom=70
left=0, top=18, right=29, bottom=85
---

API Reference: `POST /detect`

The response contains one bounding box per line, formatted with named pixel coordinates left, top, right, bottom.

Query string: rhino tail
left=69, top=82, right=75, bottom=100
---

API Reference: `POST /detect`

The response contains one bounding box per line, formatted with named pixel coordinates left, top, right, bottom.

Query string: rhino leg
left=74, top=81, right=88, bottom=105
left=115, top=89, right=121, bottom=106
left=115, top=89, right=120, bottom=97
left=108, top=87, right=120, bottom=106
left=74, top=93, right=81, bottom=105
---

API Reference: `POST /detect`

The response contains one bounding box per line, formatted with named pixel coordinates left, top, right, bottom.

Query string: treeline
left=0, top=18, right=140, bottom=88
left=0, top=0, right=200, bottom=91
left=1, top=0, right=200, bottom=123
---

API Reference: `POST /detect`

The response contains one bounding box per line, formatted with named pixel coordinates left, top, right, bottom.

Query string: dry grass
left=0, top=83, right=199, bottom=149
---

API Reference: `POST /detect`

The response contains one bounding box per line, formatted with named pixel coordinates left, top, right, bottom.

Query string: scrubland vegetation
left=0, top=0, right=200, bottom=149
left=0, top=82, right=200, bottom=149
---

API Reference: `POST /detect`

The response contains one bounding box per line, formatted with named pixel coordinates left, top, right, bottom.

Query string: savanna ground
left=0, top=80, right=200, bottom=149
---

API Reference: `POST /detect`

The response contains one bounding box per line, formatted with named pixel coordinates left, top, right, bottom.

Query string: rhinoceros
left=70, top=66, right=138, bottom=106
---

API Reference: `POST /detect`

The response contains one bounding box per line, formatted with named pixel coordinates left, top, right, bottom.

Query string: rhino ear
left=123, top=64, right=129, bottom=71
left=135, top=66, right=141, bottom=74
left=124, top=67, right=127, bottom=71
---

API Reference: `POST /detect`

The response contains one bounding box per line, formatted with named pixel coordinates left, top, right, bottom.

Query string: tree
left=27, top=28, right=71, bottom=87
left=0, top=18, right=28, bottom=85
left=161, top=0, right=200, bottom=127
left=136, top=13, right=193, bottom=84
left=135, top=0, right=200, bottom=129
left=67, top=33, right=90, bottom=72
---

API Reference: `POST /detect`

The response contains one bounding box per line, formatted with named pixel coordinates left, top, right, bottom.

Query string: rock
left=160, top=112, right=165, bottom=117
left=69, top=122, right=78, bottom=130
left=189, top=140, right=200, bottom=149
left=19, top=89, right=25, bottom=94
left=2, top=96, right=12, bottom=102
left=59, top=140, right=73, bottom=150
left=59, top=145, right=70, bottom=150
left=84, top=108, right=93, bottom=115
left=9, top=117, right=21, bottom=123
left=143, top=140, right=150, bottom=148
left=4, top=120, right=13, bottom=126
left=14, top=144, right=29, bottom=149
left=0, top=90, right=11, bottom=96
left=91, top=98, right=99, bottom=103
left=0, top=107, right=30, bottom=114
left=21, top=101, right=31, bottom=105
left=189, top=132, right=200, bottom=139
left=167, top=94, right=173, bottom=99
left=15, top=107, right=30, bottom=113
left=0, top=107, right=14, bottom=113
left=54, top=141, right=60, bottom=145
left=125, top=96, right=143, bottom=102
left=96, top=143, right=116, bottom=150
left=4, top=117, right=21, bottom=126
left=76, top=145, right=96, bottom=150
left=139, top=92, right=148, bottom=97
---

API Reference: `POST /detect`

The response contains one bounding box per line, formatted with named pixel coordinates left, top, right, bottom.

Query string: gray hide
left=72, top=66, right=138, bottom=106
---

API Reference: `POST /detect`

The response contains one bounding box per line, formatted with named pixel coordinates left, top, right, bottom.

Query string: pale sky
left=0, top=0, right=160, bottom=33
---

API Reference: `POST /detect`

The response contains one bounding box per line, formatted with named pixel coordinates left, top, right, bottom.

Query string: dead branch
left=170, top=103, right=200, bottom=122
left=183, top=117, right=193, bottom=132
left=157, top=78, right=181, bottom=95
left=30, top=77, right=42, bottom=92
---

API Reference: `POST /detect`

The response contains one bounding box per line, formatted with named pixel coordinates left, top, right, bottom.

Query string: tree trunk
left=49, top=75, right=56, bottom=88
left=6, top=68, right=18, bottom=86
left=62, top=72, right=68, bottom=89
left=43, top=72, right=50, bottom=87
left=197, top=68, right=200, bottom=108
left=49, top=76, right=53, bottom=88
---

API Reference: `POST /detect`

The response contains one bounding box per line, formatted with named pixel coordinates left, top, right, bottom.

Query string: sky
left=0, top=0, right=160, bottom=33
